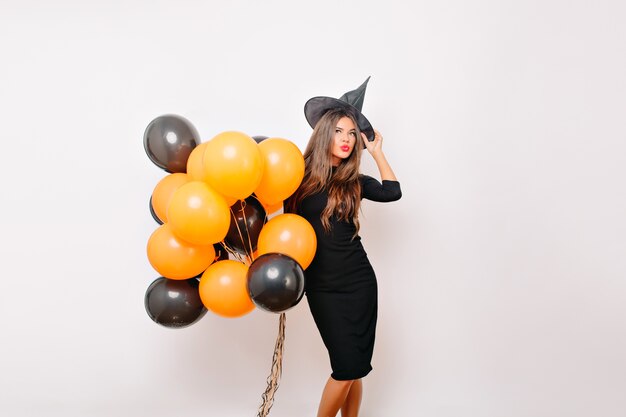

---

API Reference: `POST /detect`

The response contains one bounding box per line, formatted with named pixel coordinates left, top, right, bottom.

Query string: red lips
left=340, top=145, right=350, bottom=152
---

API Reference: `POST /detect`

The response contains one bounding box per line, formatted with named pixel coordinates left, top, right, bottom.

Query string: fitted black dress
left=295, top=174, right=402, bottom=380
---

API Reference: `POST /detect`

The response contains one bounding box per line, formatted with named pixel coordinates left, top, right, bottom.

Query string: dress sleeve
left=360, top=175, right=402, bottom=202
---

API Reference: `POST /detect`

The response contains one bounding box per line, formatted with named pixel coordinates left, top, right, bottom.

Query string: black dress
left=295, top=174, right=402, bottom=380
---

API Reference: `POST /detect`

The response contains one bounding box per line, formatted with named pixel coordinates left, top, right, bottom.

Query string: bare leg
left=317, top=377, right=354, bottom=417
left=340, top=379, right=362, bottom=417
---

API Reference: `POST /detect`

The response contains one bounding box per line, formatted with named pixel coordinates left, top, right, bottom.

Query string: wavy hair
left=286, top=108, right=363, bottom=235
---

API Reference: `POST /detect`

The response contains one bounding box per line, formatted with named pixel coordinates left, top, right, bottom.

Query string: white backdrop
left=1, top=1, right=625, bottom=416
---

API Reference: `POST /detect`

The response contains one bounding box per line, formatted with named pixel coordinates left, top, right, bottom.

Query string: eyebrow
left=335, top=127, right=357, bottom=132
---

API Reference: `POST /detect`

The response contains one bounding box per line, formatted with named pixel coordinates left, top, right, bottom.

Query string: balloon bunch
left=142, top=114, right=316, bottom=328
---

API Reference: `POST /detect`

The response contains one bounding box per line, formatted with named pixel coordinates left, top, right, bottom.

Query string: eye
left=335, top=129, right=341, bottom=133
left=350, top=131, right=356, bottom=137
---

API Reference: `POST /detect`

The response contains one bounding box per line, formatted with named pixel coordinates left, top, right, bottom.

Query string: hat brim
left=304, top=96, right=374, bottom=147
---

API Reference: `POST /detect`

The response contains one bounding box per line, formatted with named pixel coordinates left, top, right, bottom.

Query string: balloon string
left=256, top=313, right=286, bottom=417
left=250, top=194, right=269, bottom=263
left=230, top=204, right=252, bottom=264
left=220, top=239, right=246, bottom=264
left=240, top=201, right=255, bottom=263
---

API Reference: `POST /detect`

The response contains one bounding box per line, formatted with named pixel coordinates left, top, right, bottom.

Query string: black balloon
left=149, top=196, right=164, bottom=225
left=225, top=196, right=266, bottom=254
left=143, top=114, right=200, bottom=173
left=252, top=135, right=269, bottom=144
left=144, top=277, right=207, bottom=328
left=247, top=253, right=305, bottom=313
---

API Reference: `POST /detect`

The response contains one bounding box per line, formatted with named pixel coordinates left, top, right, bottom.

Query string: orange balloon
left=255, top=138, right=305, bottom=206
left=147, top=223, right=215, bottom=279
left=167, top=181, right=231, bottom=246
left=223, top=194, right=238, bottom=207
left=151, top=173, right=189, bottom=223
left=202, top=131, right=264, bottom=200
left=262, top=200, right=283, bottom=215
left=199, top=260, right=255, bottom=318
left=187, top=142, right=238, bottom=206
left=257, top=213, right=317, bottom=269
left=186, top=142, right=209, bottom=181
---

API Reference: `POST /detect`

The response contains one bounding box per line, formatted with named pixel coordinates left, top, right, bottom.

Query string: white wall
left=1, top=1, right=625, bottom=416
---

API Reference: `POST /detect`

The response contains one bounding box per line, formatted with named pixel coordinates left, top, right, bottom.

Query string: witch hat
left=304, top=77, right=375, bottom=144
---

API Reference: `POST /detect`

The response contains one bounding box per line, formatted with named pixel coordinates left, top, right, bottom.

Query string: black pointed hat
left=304, top=77, right=375, bottom=144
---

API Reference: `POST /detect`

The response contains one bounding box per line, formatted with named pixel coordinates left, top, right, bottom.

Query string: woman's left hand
left=361, top=130, right=383, bottom=156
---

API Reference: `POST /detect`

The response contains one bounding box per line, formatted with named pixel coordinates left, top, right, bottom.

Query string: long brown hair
left=286, top=108, right=363, bottom=235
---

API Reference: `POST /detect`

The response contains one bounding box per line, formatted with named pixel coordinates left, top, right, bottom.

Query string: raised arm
left=361, top=130, right=397, bottom=181
left=360, top=130, right=401, bottom=202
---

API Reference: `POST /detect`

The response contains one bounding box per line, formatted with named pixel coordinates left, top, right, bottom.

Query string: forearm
left=371, top=150, right=397, bottom=181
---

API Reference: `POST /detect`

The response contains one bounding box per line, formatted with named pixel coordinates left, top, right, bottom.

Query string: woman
left=286, top=79, right=401, bottom=417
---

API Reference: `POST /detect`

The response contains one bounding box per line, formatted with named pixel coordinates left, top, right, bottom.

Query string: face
left=331, top=116, right=357, bottom=166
